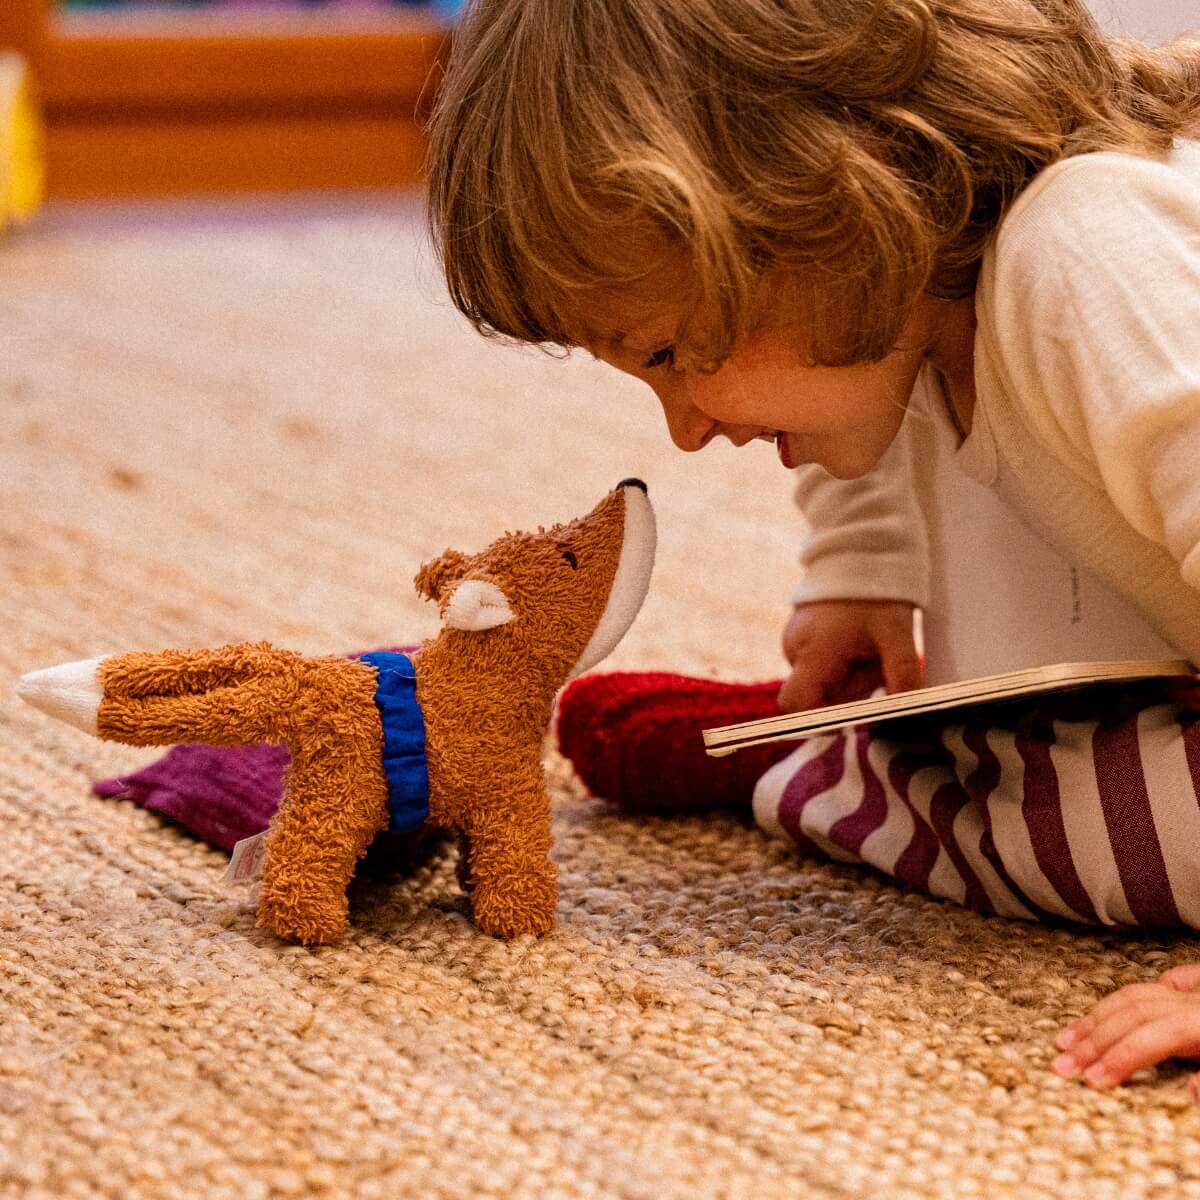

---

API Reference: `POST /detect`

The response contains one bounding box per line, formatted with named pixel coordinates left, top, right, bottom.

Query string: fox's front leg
left=461, top=782, right=557, bottom=937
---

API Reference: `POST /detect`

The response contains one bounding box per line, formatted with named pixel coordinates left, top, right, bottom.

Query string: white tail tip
left=16, top=657, right=107, bottom=735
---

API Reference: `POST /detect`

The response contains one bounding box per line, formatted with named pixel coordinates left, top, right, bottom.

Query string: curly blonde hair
left=427, top=0, right=1199, bottom=366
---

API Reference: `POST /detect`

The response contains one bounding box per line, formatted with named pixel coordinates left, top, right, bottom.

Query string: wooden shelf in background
left=45, top=10, right=444, bottom=110
left=2, top=0, right=448, bottom=198
left=47, top=107, right=432, bottom=197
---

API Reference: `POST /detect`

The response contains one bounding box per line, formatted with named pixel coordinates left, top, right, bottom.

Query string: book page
left=704, top=659, right=1194, bottom=755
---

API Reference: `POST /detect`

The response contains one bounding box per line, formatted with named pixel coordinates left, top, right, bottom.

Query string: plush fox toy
left=18, top=481, right=656, bottom=944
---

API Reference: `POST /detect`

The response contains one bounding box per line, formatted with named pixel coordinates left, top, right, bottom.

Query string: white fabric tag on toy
left=224, top=831, right=268, bottom=884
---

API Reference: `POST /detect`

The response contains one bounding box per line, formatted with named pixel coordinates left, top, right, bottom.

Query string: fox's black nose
left=618, top=477, right=648, bottom=493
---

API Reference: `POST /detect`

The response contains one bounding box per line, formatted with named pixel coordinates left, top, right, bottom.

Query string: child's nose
left=662, top=398, right=717, bottom=452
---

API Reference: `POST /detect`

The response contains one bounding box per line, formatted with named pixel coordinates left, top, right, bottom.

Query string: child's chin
left=813, top=440, right=893, bottom=480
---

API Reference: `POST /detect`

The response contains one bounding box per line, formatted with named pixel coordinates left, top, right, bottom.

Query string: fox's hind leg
left=255, top=657, right=391, bottom=944
left=21, top=645, right=392, bottom=943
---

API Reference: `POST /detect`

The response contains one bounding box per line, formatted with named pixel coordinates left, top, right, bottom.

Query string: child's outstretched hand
left=778, top=599, right=922, bottom=713
left=1054, top=965, right=1200, bottom=1094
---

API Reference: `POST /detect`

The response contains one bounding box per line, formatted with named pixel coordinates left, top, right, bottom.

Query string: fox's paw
left=256, top=887, right=349, bottom=946
left=471, top=871, right=558, bottom=938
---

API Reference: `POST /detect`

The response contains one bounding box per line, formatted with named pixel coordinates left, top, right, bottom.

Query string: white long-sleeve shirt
left=792, top=137, right=1200, bottom=682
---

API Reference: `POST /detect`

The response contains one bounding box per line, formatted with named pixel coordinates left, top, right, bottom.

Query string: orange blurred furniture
left=0, top=0, right=447, bottom=197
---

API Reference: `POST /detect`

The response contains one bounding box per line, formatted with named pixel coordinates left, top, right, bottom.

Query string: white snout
left=566, top=483, right=657, bottom=680
left=15, top=657, right=107, bottom=734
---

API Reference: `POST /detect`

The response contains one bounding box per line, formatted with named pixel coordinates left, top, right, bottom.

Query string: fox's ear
left=414, top=548, right=469, bottom=602
left=442, top=579, right=515, bottom=632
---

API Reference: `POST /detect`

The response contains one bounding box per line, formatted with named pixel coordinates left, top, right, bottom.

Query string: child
left=425, top=0, right=1200, bottom=1091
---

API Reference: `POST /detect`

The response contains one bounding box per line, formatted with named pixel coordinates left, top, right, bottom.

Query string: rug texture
left=2, top=197, right=1200, bottom=1200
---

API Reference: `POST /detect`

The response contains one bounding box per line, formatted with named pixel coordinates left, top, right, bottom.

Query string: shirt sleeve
left=998, top=149, right=1200, bottom=590
left=791, top=409, right=932, bottom=609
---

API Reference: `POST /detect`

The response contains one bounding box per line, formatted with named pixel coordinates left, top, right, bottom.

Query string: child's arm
left=782, top=413, right=929, bottom=711
left=987, top=149, right=1200, bottom=601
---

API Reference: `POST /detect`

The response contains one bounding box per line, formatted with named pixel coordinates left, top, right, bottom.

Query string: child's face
left=586, top=289, right=943, bottom=479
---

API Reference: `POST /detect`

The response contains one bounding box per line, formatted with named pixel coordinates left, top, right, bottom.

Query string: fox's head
left=415, top=479, right=656, bottom=690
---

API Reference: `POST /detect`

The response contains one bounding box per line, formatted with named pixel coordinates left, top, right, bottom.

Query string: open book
left=702, top=659, right=1195, bottom=757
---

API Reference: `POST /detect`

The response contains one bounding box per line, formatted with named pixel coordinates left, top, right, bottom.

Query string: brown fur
left=85, top=485, right=646, bottom=944
left=99, top=647, right=390, bottom=943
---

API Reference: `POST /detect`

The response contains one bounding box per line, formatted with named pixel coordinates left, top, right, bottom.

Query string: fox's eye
left=561, top=550, right=578, bottom=570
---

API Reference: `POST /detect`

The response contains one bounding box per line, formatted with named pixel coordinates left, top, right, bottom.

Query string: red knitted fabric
left=554, top=671, right=798, bottom=815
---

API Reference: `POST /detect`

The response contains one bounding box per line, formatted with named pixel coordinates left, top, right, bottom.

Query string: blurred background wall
left=0, top=0, right=454, bottom=198
left=1083, top=0, right=1198, bottom=43
left=2, top=0, right=1195, bottom=202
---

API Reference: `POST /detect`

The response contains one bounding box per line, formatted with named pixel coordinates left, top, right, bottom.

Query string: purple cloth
left=92, top=646, right=415, bottom=852
left=94, top=742, right=291, bottom=852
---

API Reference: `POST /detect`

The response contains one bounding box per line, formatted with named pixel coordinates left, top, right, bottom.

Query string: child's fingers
left=869, top=615, right=922, bottom=695
left=1056, top=1015, right=1095, bottom=1052
left=776, top=668, right=831, bottom=713
left=879, top=640, right=923, bottom=695
left=776, top=643, right=848, bottom=712
left=1053, top=994, right=1180, bottom=1076
left=1070, top=1012, right=1200, bottom=1089
left=1160, top=964, right=1200, bottom=992
left=1055, top=982, right=1176, bottom=1056
left=1060, top=981, right=1171, bottom=1038
left=833, top=660, right=884, bottom=704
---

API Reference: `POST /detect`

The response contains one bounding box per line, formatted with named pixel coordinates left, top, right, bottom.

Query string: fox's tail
left=17, top=642, right=324, bottom=748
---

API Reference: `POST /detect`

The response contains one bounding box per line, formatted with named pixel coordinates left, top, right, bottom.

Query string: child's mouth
left=753, top=430, right=797, bottom=469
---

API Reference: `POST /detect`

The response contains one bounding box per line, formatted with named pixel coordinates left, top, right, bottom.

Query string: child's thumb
left=777, top=655, right=834, bottom=713
left=879, top=635, right=923, bottom=695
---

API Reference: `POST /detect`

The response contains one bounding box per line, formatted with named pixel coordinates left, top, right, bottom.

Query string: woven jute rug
left=3, top=198, right=1200, bottom=1200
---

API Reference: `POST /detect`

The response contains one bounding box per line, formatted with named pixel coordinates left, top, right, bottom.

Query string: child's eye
left=643, top=346, right=676, bottom=371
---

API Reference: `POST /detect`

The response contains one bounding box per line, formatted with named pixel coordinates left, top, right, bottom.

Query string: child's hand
left=1053, top=965, right=1200, bottom=1094
left=778, top=599, right=922, bottom=713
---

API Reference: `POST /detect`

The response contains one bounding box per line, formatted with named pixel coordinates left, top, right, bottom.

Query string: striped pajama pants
left=752, top=682, right=1200, bottom=929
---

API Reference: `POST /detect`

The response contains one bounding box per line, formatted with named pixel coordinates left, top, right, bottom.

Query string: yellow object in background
left=0, top=52, right=45, bottom=233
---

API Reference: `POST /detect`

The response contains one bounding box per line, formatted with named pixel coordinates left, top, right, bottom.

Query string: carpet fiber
left=2, top=197, right=1199, bottom=1199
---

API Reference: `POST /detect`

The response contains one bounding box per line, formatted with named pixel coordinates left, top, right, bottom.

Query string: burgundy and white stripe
left=752, top=692, right=1200, bottom=930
